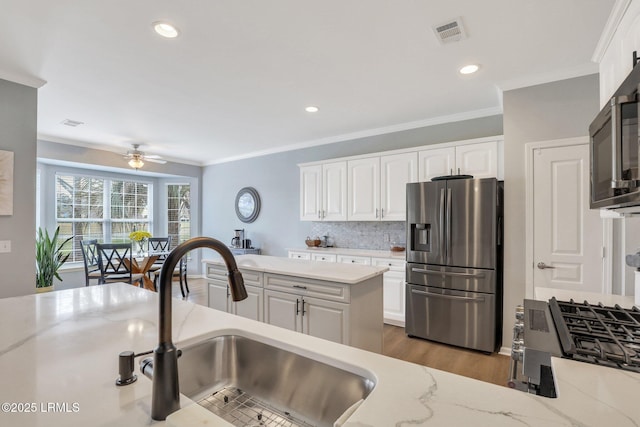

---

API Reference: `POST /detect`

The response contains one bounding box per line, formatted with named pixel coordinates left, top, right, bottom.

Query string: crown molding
left=592, top=0, right=633, bottom=63
left=0, top=69, right=47, bottom=88
left=206, top=106, right=503, bottom=165
left=497, top=63, right=599, bottom=92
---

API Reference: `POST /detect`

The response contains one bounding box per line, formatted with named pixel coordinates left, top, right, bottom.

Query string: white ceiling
left=0, top=0, right=616, bottom=166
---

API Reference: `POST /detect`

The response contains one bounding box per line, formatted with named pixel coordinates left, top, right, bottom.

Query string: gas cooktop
left=549, top=298, right=640, bottom=372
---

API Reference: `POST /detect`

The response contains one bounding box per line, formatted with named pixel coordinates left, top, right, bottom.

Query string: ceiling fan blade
left=145, top=157, right=167, bottom=164
left=145, top=154, right=163, bottom=159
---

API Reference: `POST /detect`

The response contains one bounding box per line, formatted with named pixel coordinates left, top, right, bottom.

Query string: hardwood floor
left=176, top=277, right=510, bottom=387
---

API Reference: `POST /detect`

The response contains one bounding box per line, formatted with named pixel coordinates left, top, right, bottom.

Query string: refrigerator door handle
left=440, top=188, right=446, bottom=261
left=446, top=187, right=452, bottom=264
left=411, top=288, right=486, bottom=303
left=410, top=268, right=485, bottom=279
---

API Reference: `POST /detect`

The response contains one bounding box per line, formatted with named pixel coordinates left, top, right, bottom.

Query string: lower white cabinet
left=372, top=257, right=406, bottom=326
left=208, top=280, right=264, bottom=322
left=264, top=289, right=349, bottom=345
left=206, top=262, right=383, bottom=352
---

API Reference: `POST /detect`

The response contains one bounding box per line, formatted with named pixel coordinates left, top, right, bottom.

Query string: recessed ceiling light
left=153, top=21, right=179, bottom=38
left=459, top=64, right=479, bottom=75
left=305, top=106, right=319, bottom=113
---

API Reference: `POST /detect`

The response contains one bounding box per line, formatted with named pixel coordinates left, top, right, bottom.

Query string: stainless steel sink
left=176, top=335, right=376, bottom=427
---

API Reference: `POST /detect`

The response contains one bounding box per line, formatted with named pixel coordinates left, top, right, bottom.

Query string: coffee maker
left=231, top=229, right=244, bottom=248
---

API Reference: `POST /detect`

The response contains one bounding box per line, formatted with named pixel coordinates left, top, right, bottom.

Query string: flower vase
left=136, top=238, right=148, bottom=257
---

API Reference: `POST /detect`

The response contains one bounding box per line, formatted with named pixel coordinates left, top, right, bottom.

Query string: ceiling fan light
left=128, top=158, right=144, bottom=169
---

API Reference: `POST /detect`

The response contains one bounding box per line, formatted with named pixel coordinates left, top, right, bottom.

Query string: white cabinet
left=264, top=289, right=350, bottom=345
left=299, top=161, right=347, bottom=221
left=311, top=253, right=337, bottom=262
left=207, top=265, right=264, bottom=322
left=289, top=251, right=311, bottom=260
left=336, top=254, right=371, bottom=265
left=419, top=141, right=498, bottom=181
left=372, top=257, right=406, bottom=326
left=264, top=272, right=381, bottom=352
left=347, top=157, right=379, bottom=221
left=347, top=153, right=417, bottom=221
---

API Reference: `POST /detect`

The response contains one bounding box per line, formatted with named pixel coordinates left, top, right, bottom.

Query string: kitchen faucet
left=151, top=236, right=247, bottom=421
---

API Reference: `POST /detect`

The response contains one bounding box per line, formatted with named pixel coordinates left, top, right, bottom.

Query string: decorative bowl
left=305, top=237, right=321, bottom=247
left=390, top=242, right=406, bottom=252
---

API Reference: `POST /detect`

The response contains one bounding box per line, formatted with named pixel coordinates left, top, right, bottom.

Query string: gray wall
left=502, top=74, right=600, bottom=348
left=201, top=115, right=503, bottom=260
left=0, top=79, right=37, bottom=298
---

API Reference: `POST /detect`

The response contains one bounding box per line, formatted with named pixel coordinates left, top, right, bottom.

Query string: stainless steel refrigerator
left=405, top=177, right=503, bottom=353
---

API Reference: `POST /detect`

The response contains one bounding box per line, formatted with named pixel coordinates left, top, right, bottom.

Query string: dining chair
left=80, top=239, right=102, bottom=286
left=95, top=243, right=144, bottom=286
left=148, top=236, right=189, bottom=298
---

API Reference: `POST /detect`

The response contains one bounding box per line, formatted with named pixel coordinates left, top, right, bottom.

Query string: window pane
left=167, top=184, right=190, bottom=249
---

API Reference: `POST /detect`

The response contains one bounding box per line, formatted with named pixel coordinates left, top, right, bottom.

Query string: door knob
left=537, top=262, right=555, bottom=270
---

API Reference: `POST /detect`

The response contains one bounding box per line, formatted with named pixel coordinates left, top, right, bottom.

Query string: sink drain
left=197, top=386, right=315, bottom=427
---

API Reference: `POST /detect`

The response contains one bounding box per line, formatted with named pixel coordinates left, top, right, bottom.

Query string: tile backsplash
left=309, top=221, right=406, bottom=250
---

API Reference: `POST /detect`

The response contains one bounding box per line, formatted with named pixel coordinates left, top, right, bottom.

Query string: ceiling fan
left=124, top=144, right=166, bottom=169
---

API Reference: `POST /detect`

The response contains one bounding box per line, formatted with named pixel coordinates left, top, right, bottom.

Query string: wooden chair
left=80, top=239, right=102, bottom=286
left=95, top=243, right=144, bottom=286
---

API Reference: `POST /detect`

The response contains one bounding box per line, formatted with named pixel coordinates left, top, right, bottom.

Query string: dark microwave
left=590, top=63, right=640, bottom=209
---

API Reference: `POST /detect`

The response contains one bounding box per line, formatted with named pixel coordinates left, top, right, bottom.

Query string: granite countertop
left=287, top=247, right=407, bottom=260
left=1, top=283, right=639, bottom=426
left=203, top=254, right=388, bottom=284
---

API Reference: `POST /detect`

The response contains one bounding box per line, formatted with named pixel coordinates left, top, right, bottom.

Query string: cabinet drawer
left=288, top=251, right=311, bottom=260
left=311, top=253, right=337, bottom=263
left=336, top=255, right=371, bottom=265
left=206, top=263, right=262, bottom=287
left=371, top=257, right=405, bottom=272
left=264, top=273, right=350, bottom=303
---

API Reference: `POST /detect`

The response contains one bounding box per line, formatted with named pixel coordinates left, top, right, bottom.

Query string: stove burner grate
left=549, top=298, right=640, bottom=371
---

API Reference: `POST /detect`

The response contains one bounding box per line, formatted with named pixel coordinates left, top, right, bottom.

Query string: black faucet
left=151, top=236, right=247, bottom=421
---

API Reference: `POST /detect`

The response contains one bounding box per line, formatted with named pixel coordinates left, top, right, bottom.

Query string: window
left=167, top=184, right=190, bottom=250
left=55, top=174, right=152, bottom=263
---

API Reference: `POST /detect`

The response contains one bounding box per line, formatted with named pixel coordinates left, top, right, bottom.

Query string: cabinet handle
left=226, top=285, right=230, bottom=298
left=293, top=285, right=308, bottom=290
left=351, top=260, right=355, bottom=263
left=318, top=210, right=321, bottom=219
left=322, top=210, right=326, bottom=219
left=457, top=167, right=461, bottom=175
left=381, top=208, right=384, bottom=218
left=301, top=299, right=306, bottom=316
left=375, top=208, right=379, bottom=218
left=296, top=298, right=300, bottom=315
left=450, top=168, right=453, bottom=175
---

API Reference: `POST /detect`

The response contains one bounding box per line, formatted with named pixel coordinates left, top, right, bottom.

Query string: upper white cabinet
left=300, top=161, right=347, bottom=221
left=300, top=136, right=502, bottom=221
left=418, top=141, right=498, bottom=181
left=347, top=152, right=417, bottom=221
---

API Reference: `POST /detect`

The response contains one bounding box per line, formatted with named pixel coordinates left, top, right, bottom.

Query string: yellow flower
left=129, top=230, right=152, bottom=241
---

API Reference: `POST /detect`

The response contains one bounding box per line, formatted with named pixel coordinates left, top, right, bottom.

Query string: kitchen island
left=203, top=255, right=387, bottom=352
left=0, top=284, right=639, bottom=426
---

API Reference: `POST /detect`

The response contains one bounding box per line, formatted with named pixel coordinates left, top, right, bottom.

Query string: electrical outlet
left=383, top=233, right=390, bottom=242
left=0, top=240, right=11, bottom=253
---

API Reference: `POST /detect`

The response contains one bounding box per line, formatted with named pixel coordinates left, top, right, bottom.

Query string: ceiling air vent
left=433, top=17, right=467, bottom=44
left=61, top=119, right=84, bottom=127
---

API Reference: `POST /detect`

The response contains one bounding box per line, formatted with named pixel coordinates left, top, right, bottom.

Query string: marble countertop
left=203, top=254, right=388, bottom=284
left=534, top=287, right=635, bottom=308
left=287, top=247, right=407, bottom=260
left=1, top=284, right=639, bottom=426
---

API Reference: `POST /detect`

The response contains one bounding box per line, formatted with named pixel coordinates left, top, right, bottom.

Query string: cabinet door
left=347, top=157, right=379, bottom=221
left=455, top=141, right=498, bottom=178
left=380, top=152, right=418, bottom=221
left=300, top=165, right=322, bottom=221
left=288, top=251, right=311, bottom=260
left=336, top=255, right=371, bottom=265
left=264, top=290, right=301, bottom=332
left=311, top=253, right=337, bottom=262
left=208, top=281, right=230, bottom=312
left=418, top=147, right=455, bottom=181
left=372, top=258, right=406, bottom=325
left=232, top=285, right=263, bottom=322
left=301, top=296, right=350, bottom=345
left=322, top=161, right=347, bottom=221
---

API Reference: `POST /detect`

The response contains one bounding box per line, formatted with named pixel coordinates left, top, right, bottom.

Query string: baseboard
left=499, top=346, right=511, bottom=356
left=384, top=319, right=405, bottom=328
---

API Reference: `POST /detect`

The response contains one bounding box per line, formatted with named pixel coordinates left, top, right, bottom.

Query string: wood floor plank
left=178, top=277, right=510, bottom=387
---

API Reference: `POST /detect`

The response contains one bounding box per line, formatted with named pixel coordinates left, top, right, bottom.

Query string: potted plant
left=35, top=226, right=73, bottom=292
left=129, top=230, right=152, bottom=256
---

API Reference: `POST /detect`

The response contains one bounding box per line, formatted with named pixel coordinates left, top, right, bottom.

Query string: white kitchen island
left=203, top=255, right=387, bottom=352
left=0, top=284, right=639, bottom=426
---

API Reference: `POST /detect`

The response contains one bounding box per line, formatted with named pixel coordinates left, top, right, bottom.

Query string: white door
left=380, top=152, right=417, bottom=221
left=418, top=147, right=455, bottom=181
left=455, top=141, right=498, bottom=178
left=532, top=143, right=603, bottom=293
left=322, top=161, right=347, bottom=221
left=347, top=158, right=379, bottom=221
left=208, top=281, right=230, bottom=312
left=232, top=285, right=263, bottom=322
